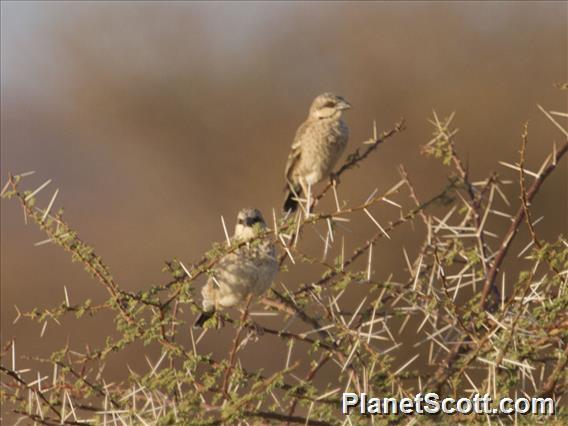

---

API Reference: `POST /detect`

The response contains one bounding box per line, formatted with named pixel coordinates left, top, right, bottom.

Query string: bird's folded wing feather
left=284, top=120, right=311, bottom=183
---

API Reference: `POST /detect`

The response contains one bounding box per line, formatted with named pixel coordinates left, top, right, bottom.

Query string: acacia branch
left=479, top=139, right=568, bottom=308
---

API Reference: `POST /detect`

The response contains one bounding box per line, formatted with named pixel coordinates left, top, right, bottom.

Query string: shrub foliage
left=1, top=95, right=567, bottom=425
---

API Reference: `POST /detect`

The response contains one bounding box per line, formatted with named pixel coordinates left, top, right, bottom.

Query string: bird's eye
left=323, top=101, right=336, bottom=108
left=237, top=218, right=245, bottom=225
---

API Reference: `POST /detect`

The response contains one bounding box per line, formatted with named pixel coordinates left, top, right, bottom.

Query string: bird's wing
left=284, top=119, right=311, bottom=184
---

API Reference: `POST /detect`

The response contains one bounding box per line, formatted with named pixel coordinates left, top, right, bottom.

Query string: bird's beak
left=338, top=100, right=352, bottom=111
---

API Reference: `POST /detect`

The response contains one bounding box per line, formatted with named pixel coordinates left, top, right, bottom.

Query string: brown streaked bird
left=194, top=208, right=278, bottom=327
left=283, top=92, right=351, bottom=212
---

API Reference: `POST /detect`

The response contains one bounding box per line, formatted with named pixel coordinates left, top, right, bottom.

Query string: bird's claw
left=246, top=321, right=264, bottom=341
left=330, top=172, right=340, bottom=186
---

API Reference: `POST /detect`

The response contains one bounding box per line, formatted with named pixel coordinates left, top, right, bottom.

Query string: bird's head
left=309, top=93, right=351, bottom=120
left=234, top=208, right=267, bottom=240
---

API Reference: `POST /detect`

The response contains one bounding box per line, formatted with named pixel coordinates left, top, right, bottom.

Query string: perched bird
left=194, top=208, right=278, bottom=327
left=283, top=92, right=351, bottom=212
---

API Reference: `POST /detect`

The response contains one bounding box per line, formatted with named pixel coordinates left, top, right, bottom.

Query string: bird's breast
left=299, top=119, right=348, bottom=180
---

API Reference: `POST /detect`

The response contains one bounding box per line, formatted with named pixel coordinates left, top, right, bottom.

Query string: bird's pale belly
left=299, top=143, right=343, bottom=185
left=304, top=170, right=322, bottom=186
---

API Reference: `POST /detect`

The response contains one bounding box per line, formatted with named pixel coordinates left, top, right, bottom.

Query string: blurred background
left=1, top=0, right=567, bottom=402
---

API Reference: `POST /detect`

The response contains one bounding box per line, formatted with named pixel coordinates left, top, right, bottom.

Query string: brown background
left=1, top=0, right=567, bottom=404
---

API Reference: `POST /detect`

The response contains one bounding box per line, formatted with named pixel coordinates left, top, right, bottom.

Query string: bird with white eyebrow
left=194, top=208, right=278, bottom=327
left=283, top=92, right=351, bottom=213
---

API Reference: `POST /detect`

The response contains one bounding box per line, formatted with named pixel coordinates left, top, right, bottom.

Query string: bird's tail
left=193, top=310, right=215, bottom=328
left=283, top=184, right=302, bottom=213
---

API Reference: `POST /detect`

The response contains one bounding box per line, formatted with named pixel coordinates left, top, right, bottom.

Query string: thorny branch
left=2, top=101, right=567, bottom=425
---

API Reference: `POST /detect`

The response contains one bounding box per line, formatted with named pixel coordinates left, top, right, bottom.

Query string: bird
left=283, top=92, right=351, bottom=213
left=194, top=208, right=278, bottom=327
